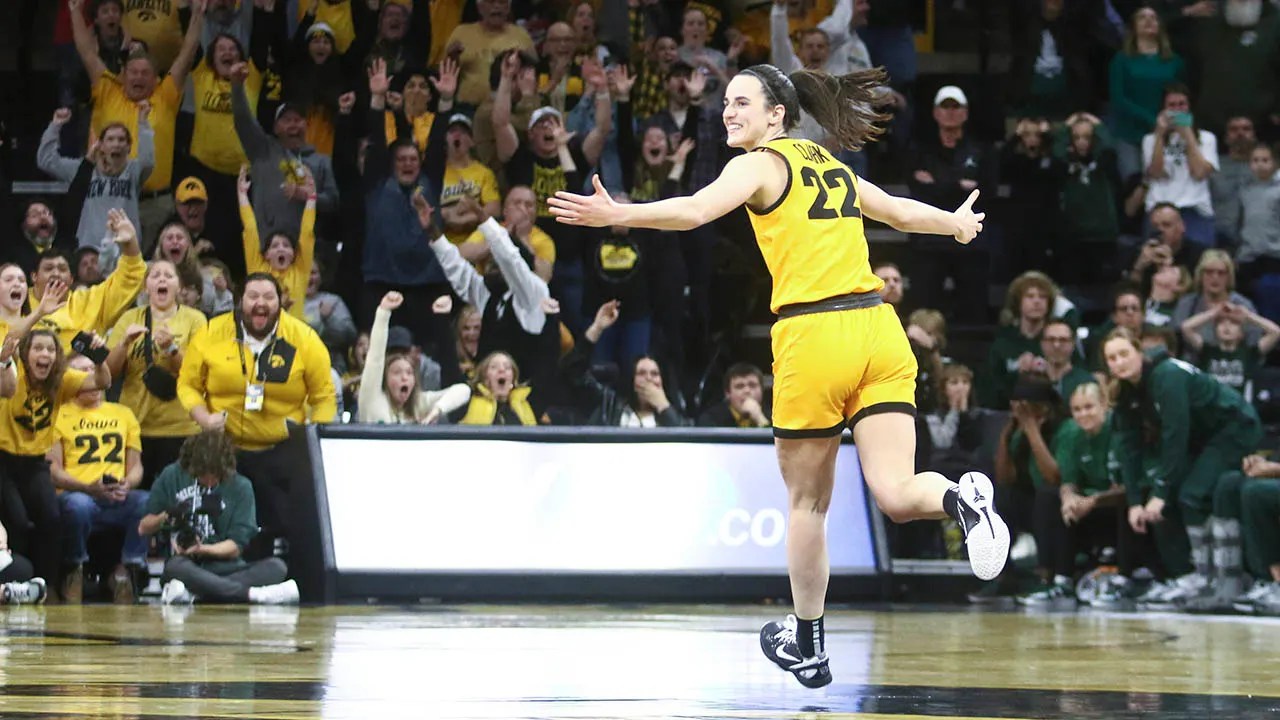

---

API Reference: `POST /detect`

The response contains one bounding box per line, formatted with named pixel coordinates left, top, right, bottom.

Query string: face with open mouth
left=483, top=353, right=516, bottom=401
left=212, top=36, right=243, bottom=79
left=385, top=356, right=417, bottom=408
left=25, top=334, right=59, bottom=383
left=99, top=126, right=131, bottom=173
left=241, top=279, right=282, bottom=339
left=147, top=260, right=179, bottom=310
left=266, top=235, right=296, bottom=271
left=0, top=265, right=28, bottom=314
left=642, top=126, right=668, bottom=166
left=23, top=203, right=56, bottom=241
left=159, top=224, right=192, bottom=264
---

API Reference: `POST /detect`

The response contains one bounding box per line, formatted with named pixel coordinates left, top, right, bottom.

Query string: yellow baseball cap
left=176, top=177, right=208, bottom=203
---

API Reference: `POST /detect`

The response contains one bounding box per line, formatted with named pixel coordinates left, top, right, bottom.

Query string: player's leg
left=758, top=435, right=840, bottom=689
left=851, top=305, right=1009, bottom=580
left=758, top=313, right=847, bottom=689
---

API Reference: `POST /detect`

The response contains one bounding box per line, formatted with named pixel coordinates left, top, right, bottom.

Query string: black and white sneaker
left=2, top=578, right=46, bottom=605
left=955, top=472, right=1010, bottom=581
left=759, top=614, right=832, bottom=689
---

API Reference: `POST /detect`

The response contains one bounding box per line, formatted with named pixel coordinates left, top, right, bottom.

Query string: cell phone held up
left=101, top=474, right=119, bottom=486
left=71, top=331, right=108, bottom=365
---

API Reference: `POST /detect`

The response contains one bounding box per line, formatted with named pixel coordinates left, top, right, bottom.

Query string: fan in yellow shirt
left=73, top=0, right=205, bottom=194
left=177, top=274, right=335, bottom=452
left=441, top=114, right=501, bottom=218
left=106, top=260, right=208, bottom=489
left=238, top=167, right=316, bottom=318
left=190, top=43, right=263, bottom=177
left=0, top=327, right=111, bottom=587
left=27, top=212, right=147, bottom=350
left=49, top=353, right=148, bottom=604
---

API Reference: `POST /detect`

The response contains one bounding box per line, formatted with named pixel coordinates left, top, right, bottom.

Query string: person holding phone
left=48, top=355, right=149, bottom=605
left=1142, top=83, right=1218, bottom=247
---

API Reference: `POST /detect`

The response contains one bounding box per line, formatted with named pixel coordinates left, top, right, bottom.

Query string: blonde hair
left=907, top=308, right=947, bottom=352
left=1000, top=271, right=1060, bottom=326
left=1070, top=381, right=1107, bottom=407
left=1193, top=249, right=1236, bottom=293
left=474, top=351, right=520, bottom=391
left=1100, top=327, right=1142, bottom=404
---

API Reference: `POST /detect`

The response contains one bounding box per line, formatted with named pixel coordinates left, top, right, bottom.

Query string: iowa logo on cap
left=184, top=180, right=200, bottom=191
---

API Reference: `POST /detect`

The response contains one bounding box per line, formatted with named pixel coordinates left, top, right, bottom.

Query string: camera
left=71, top=331, right=108, bottom=364
left=168, top=494, right=223, bottom=550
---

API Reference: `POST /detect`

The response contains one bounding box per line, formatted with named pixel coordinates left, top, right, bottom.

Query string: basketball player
left=549, top=63, right=1009, bottom=688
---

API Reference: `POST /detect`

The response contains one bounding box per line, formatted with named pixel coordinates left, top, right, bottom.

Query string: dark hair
left=268, top=231, right=300, bottom=253
left=723, top=362, right=764, bottom=393
left=179, top=429, right=238, bottom=480
left=93, top=0, right=124, bottom=15
left=1163, top=81, right=1192, bottom=104
left=19, top=329, right=68, bottom=399
left=205, top=33, right=246, bottom=70
left=872, top=260, right=900, bottom=274
left=1110, top=281, right=1143, bottom=307
left=740, top=63, right=890, bottom=151
left=37, top=248, right=72, bottom=270
left=488, top=49, right=538, bottom=91
left=241, top=271, right=284, bottom=300
left=99, top=121, right=133, bottom=147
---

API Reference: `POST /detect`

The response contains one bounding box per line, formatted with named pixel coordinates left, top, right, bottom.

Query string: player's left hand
left=952, top=189, right=984, bottom=245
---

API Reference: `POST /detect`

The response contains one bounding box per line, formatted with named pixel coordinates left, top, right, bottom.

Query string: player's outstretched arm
left=858, top=179, right=985, bottom=245
left=549, top=153, right=771, bottom=232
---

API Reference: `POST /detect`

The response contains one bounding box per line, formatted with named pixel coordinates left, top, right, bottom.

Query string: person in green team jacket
left=1016, top=382, right=1130, bottom=606
left=981, top=272, right=1080, bottom=409
left=1103, top=327, right=1263, bottom=611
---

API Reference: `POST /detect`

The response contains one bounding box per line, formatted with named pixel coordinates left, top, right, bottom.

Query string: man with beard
left=1211, top=115, right=1258, bottom=247
left=7, top=203, right=76, bottom=277
left=1195, top=0, right=1280, bottom=139
left=70, top=0, right=205, bottom=251
left=231, top=92, right=339, bottom=241
left=177, top=273, right=334, bottom=559
left=38, top=106, right=154, bottom=274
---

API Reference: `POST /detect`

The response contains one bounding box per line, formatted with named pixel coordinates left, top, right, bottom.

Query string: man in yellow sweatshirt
left=177, top=273, right=335, bottom=557
left=27, top=214, right=147, bottom=349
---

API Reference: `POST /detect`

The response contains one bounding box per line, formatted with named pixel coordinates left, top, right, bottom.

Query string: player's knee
left=875, top=500, right=914, bottom=525
left=789, top=487, right=832, bottom=514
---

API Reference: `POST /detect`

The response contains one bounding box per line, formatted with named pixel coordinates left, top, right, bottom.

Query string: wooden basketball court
left=0, top=604, right=1276, bottom=719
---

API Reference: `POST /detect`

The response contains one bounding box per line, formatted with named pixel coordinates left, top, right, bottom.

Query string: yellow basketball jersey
left=51, top=402, right=142, bottom=488
left=747, top=138, right=883, bottom=312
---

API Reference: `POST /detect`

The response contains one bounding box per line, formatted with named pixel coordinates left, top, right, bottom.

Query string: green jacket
left=1112, top=349, right=1254, bottom=505
left=981, top=324, right=1042, bottom=408
left=1054, top=416, right=1119, bottom=496
left=145, top=463, right=259, bottom=574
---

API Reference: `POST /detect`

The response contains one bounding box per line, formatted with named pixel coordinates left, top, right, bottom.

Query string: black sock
left=796, top=615, right=824, bottom=658
left=942, top=485, right=962, bottom=522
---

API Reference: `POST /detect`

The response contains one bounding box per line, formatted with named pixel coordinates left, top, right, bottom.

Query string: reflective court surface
left=0, top=604, right=1278, bottom=719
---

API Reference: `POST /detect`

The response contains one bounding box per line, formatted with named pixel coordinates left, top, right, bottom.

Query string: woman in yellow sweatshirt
left=238, top=165, right=316, bottom=318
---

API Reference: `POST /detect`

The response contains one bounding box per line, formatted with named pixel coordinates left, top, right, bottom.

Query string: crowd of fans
left=0, top=0, right=1274, bottom=614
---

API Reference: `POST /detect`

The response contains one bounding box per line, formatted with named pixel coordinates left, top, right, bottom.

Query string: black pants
left=162, top=556, right=287, bottom=602
left=141, top=435, right=190, bottom=491
left=1032, top=485, right=1128, bottom=578
left=236, top=444, right=297, bottom=561
left=0, top=552, right=34, bottom=584
left=358, top=281, right=453, bottom=357
left=182, top=158, right=244, bottom=281
left=0, top=452, right=60, bottom=584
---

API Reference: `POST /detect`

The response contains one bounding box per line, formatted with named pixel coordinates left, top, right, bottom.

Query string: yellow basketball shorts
left=770, top=303, right=918, bottom=438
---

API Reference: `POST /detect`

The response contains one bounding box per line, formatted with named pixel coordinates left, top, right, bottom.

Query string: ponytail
left=740, top=64, right=891, bottom=152
left=790, top=68, right=890, bottom=151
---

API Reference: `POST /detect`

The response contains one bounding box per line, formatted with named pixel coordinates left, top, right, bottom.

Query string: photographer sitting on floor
left=139, top=429, right=298, bottom=605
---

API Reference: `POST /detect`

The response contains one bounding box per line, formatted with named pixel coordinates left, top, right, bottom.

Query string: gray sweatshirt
left=232, top=83, right=339, bottom=241
left=1236, top=178, right=1280, bottom=265
left=37, top=119, right=154, bottom=272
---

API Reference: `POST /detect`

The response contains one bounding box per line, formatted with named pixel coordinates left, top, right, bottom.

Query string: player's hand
left=952, top=189, right=984, bottom=245
left=548, top=175, right=621, bottom=228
